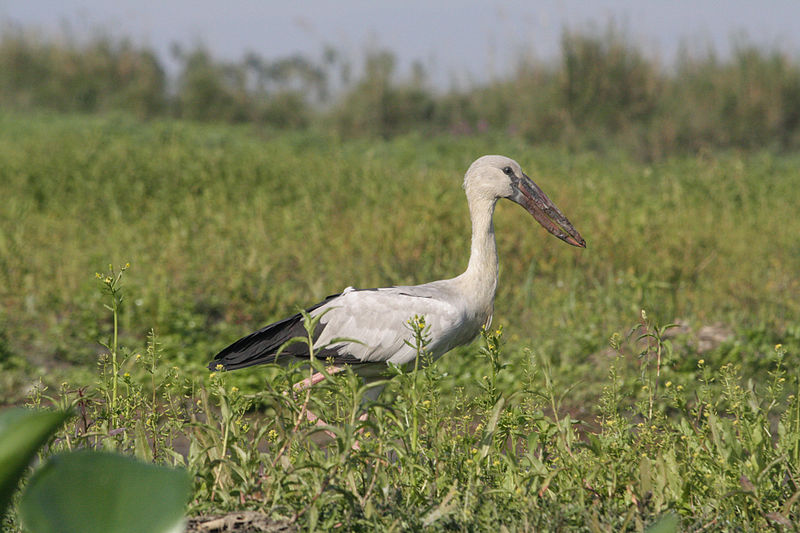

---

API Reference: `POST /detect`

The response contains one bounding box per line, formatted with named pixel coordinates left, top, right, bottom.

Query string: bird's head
left=464, top=155, right=586, bottom=248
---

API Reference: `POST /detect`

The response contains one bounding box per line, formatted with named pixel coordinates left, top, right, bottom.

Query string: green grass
left=1, top=112, right=799, bottom=530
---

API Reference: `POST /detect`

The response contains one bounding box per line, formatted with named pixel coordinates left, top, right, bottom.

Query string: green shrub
left=3, top=26, right=800, bottom=155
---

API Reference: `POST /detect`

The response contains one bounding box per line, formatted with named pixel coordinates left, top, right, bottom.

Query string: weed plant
left=6, top=270, right=799, bottom=531
left=1, top=113, right=798, bottom=403
left=0, top=113, right=799, bottom=530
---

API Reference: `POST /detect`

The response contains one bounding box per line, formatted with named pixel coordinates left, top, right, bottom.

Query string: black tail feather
left=208, top=293, right=341, bottom=371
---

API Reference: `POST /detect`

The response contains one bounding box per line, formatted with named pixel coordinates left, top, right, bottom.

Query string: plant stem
left=111, top=285, right=119, bottom=427
left=211, top=417, right=230, bottom=502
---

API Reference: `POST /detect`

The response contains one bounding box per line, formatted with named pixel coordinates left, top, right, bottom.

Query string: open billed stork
left=209, top=155, right=585, bottom=401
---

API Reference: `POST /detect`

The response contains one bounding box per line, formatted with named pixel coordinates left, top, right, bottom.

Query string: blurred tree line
left=1, top=25, right=799, bottom=158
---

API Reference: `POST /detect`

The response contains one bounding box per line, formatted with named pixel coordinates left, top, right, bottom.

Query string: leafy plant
left=0, top=408, right=69, bottom=519
left=1, top=112, right=799, bottom=530
left=0, top=407, right=190, bottom=533
left=19, top=451, right=190, bottom=533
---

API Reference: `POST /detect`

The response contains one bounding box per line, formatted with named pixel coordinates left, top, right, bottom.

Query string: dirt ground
left=186, top=512, right=297, bottom=533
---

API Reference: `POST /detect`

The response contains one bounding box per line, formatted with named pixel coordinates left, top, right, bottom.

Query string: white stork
left=209, top=155, right=585, bottom=401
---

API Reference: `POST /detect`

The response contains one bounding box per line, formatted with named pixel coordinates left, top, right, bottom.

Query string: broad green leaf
left=0, top=408, right=70, bottom=518
left=19, top=450, right=191, bottom=533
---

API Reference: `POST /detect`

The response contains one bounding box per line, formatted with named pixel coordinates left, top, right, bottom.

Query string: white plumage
left=314, top=283, right=480, bottom=366
left=209, top=155, right=585, bottom=394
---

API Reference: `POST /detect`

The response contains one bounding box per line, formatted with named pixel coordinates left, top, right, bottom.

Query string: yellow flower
left=215, top=364, right=224, bottom=371
left=698, top=359, right=705, bottom=366
left=209, top=372, right=217, bottom=379
left=775, top=344, right=783, bottom=351
left=123, top=372, right=130, bottom=378
left=231, top=386, right=239, bottom=393
left=665, top=381, right=672, bottom=388
left=677, top=385, right=684, bottom=391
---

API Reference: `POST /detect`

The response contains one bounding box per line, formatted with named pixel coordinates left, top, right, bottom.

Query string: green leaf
left=479, top=397, right=505, bottom=460
left=19, top=450, right=191, bottom=533
left=639, top=456, right=652, bottom=495
left=644, top=512, right=679, bottom=533
left=0, top=407, right=70, bottom=518
left=133, top=419, right=154, bottom=463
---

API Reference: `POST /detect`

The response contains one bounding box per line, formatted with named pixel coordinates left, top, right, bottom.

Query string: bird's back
left=209, top=280, right=489, bottom=372
left=312, top=282, right=483, bottom=366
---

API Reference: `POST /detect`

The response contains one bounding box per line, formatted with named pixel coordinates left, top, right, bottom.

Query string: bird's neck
left=461, top=195, right=499, bottom=305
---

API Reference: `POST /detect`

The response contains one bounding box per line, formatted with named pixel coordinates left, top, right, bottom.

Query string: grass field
left=1, top=112, right=800, bottom=530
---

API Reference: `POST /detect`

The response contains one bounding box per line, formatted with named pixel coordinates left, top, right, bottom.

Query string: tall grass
left=1, top=109, right=799, bottom=529
left=1, top=25, right=799, bottom=156
left=0, top=112, right=798, bottom=399
left=9, top=272, right=800, bottom=530
left=0, top=28, right=165, bottom=117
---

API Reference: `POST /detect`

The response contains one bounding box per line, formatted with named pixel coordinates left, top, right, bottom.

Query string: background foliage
left=1, top=24, right=799, bottom=531
left=1, top=26, right=800, bottom=157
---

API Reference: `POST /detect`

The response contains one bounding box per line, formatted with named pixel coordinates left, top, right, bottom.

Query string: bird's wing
left=209, top=285, right=472, bottom=371
left=312, top=285, right=469, bottom=366
left=208, top=292, right=343, bottom=371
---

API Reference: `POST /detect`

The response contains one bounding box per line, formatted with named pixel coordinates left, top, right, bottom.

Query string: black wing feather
left=209, top=292, right=345, bottom=371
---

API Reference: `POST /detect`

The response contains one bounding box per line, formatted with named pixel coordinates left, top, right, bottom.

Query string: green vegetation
left=0, top=112, right=799, bottom=530
left=1, top=27, right=800, bottom=157
left=0, top=408, right=190, bottom=533
left=0, top=409, right=69, bottom=518
left=19, top=451, right=190, bottom=533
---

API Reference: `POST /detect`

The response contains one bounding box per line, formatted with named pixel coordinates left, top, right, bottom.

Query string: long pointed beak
left=510, top=173, right=586, bottom=248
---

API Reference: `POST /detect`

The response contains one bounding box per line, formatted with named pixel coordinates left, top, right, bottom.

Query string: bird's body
left=209, top=155, right=585, bottom=396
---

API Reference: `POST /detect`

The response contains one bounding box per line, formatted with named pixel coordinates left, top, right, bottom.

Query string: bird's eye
left=503, top=166, right=514, bottom=176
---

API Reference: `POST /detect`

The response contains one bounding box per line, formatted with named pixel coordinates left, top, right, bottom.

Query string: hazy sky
left=2, top=1, right=798, bottom=87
